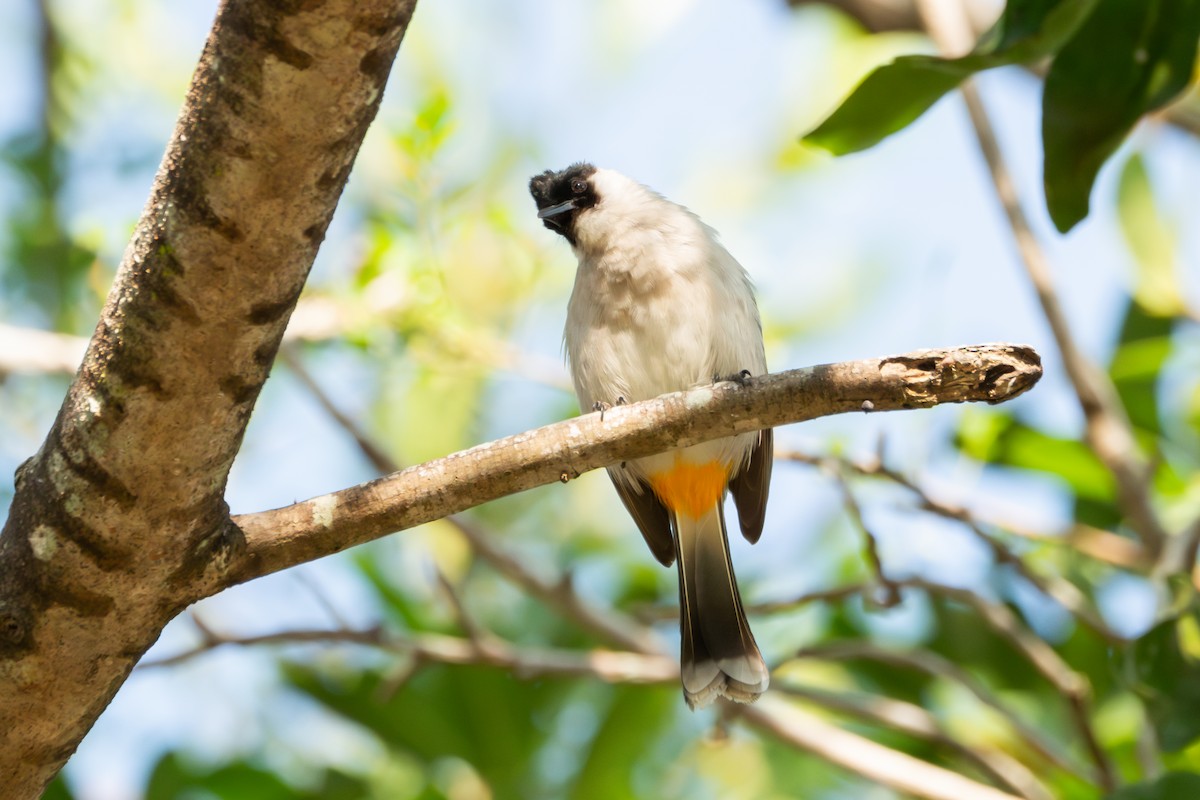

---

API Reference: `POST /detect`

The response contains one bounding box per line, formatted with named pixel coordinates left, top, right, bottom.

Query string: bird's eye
left=571, top=179, right=587, bottom=194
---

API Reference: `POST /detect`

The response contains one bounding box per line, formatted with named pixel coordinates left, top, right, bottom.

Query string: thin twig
left=289, top=569, right=353, bottom=630
left=141, top=618, right=1040, bottom=800
left=776, top=683, right=1054, bottom=800
left=746, top=574, right=1109, bottom=785
left=741, top=697, right=1026, bottom=800
left=914, top=0, right=1167, bottom=564
left=278, top=346, right=398, bottom=475
left=791, top=640, right=1090, bottom=782
left=903, top=579, right=1114, bottom=787
left=279, top=348, right=663, bottom=654
left=139, top=623, right=678, bottom=683
left=433, top=566, right=489, bottom=647
left=780, top=448, right=1121, bottom=639
left=835, top=470, right=901, bottom=607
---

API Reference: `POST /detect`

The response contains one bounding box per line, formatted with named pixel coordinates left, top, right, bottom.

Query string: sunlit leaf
left=1109, top=300, right=1174, bottom=438
left=804, top=55, right=979, bottom=154
left=568, top=686, right=676, bottom=800
left=956, top=412, right=1116, bottom=502
left=1117, top=155, right=1185, bottom=317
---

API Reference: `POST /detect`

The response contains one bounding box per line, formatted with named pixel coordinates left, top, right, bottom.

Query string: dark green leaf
left=286, top=662, right=569, bottom=798
left=980, top=0, right=1102, bottom=61
left=804, top=0, right=1097, bottom=154
left=145, top=753, right=298, bottom=800
left=1126, top=612, right=1200, bottom=751
left=804, top=56, right=978, bottom=154
left=1043, top=0, right=1200, bottom=231
left=42, top=776, right=76, bottom=800
left=1105, top=772, right=1200, bottom=799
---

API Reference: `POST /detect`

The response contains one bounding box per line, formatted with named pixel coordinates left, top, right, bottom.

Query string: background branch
left=912, top=0, right=1167, bottom=560
left=742, top=697, right=1026, bottom=800
left=776, top=684, right=1054, bottom=800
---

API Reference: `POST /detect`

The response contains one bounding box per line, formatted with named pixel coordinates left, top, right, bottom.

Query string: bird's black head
left=529, top=162, right=599, bottom=246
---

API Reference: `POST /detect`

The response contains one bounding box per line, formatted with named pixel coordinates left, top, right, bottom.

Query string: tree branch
left=741, top=697, right=1026, bottom=800
left=792, top=640, right=1087, bottom=780
left=914, top=0, right=1167, bottom=561
left=780, top=448, right=1122, bottom=637
left=278, top=348, right=661, bottom=653
left=229, top=343, right=1041, bottom=585
left=0, top=2, right=419, bottom=795
left=142, top=616, right=1041, bottom=800
left=139, top=622, right=680, bottom=684
left=775, top=684, right=1054, bottom=800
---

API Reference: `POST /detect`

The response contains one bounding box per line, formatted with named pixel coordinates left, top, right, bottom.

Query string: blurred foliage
left=1, top=0, right=1198, bottom=799
left=804, top=0, right=1200, bottom=232
left=0, top=1, right=99, bottom=331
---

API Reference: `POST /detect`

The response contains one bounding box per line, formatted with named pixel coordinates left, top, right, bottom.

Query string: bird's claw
left=714, top=369, right=754, bottom=387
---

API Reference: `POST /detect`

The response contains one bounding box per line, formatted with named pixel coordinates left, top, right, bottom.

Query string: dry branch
left=231, top=343, right=1042, bottom=584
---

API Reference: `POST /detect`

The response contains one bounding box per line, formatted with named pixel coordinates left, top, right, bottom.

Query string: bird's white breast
left=563, top=169, right=765, bottom=479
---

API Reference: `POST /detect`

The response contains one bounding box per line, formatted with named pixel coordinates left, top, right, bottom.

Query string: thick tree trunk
left=0, top=1, right=418, bottom=795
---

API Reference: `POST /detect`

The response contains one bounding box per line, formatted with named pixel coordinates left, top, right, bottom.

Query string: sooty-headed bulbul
left=530, top=163, right=773, bottom=708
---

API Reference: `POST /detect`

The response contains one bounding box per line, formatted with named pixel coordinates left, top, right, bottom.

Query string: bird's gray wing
left=608, top=468, right=675, bottom=566
left=728, top=428, right=773, bottom=544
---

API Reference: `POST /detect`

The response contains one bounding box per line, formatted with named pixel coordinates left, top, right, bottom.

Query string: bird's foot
left=593, top=396, right=626, bottom=421
left=713, top=369, right=754, bottom=387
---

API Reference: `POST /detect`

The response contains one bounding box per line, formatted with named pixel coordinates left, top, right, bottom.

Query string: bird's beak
left=537, top=199, right=579, bottom=219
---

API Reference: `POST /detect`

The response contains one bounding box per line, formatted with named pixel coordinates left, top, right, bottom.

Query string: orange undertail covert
left=648, top=459, right=731, bottom=519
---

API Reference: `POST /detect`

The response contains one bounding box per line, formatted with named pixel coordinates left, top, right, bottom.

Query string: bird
left=529, top=163, right=773, bottom=709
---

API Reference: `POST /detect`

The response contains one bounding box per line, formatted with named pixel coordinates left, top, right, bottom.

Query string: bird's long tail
left=675, top=501, right=769, bottom=709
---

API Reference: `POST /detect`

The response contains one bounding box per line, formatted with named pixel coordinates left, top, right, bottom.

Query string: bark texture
left=233, top=344, right=1041, bottom=583
left=0, top=0, right=418, bottom=795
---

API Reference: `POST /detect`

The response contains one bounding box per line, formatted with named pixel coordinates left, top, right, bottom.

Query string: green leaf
left=957, top=410, right=1121, bottom=527
left=1043, top=0, right=1200, bottom=231
left=1106, top=772, right=1200, bottom=799
left=804, top=56, right=979, bottom=154
left=1117, top=154, right=1186, bottom=317
left=1126, top=612, right=1200, bottom=752
left=956, top=412, right=1116, bottom=502
left=286, top=663, right=569, bottom=798
left=145, top=753, right=297, bottom=800
left=979, top=0, right=1102, bottom=61
left=804, top=0, right=1098, bottom=154
left=1109, top=299, right=1175, bottom=438
left=568, top=686, right=675, bottom=800
left=42, top=777, right=76, bottom=800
